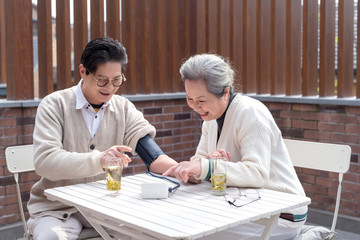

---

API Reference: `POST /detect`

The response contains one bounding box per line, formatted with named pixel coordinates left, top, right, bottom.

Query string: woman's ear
left=224, top=86, right=230, bottom=99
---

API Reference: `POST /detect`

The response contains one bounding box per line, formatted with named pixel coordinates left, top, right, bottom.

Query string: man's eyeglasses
left=90, top=73, right=126, bottom=87
left=224, top=188, right=261, bottom=207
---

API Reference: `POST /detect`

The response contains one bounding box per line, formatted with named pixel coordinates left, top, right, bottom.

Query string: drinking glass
left=210, top=157, right=227, bottom=195
left=105, top=157, right=123, bottom=192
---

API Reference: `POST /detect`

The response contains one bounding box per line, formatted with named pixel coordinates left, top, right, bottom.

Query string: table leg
left=254, top=214, right=280, bottom=240
left=78, top=209, right=114, bottom=240
left=78, top=209, right=163, bottom=240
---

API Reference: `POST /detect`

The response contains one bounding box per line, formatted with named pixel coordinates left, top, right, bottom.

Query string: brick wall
left=1, top=98, right=360, bottom=228
left=125, top=99, right=203, bottom=175
left=0, top=106, right=37, bottom=226
left=265, top=102, right=360, bottom=217
left=0, top=98, right=202, bottom=227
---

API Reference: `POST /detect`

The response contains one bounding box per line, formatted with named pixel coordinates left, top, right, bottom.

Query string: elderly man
left=27, top=37, right=177, bottom=240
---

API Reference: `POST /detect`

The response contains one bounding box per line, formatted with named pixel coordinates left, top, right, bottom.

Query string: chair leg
left=14, top=174, right=32, bottom=240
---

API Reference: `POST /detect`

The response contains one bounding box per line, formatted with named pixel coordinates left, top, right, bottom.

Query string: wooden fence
left=1, top=0, right=360, bottom=101
left=2, top=0, right=360, bottom=231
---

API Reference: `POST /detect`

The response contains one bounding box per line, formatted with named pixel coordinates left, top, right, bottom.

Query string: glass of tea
left=210, top=157, right=227, bottom=195
left=105, top=157, right=123, bottom=192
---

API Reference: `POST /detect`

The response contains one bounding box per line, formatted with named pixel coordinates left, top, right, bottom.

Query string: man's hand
left=100, top=145, right=132, bottom=169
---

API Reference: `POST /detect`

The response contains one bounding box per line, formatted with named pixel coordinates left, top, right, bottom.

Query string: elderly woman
left=164, top=54, right=307, bottom=240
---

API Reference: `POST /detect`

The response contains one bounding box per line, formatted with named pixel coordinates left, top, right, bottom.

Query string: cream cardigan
left=193, top=94, right=307, bottom=215
left=28, top=86, right=155, bottom=218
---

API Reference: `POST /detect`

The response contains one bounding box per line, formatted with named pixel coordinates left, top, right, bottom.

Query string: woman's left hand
left=206, top=149, right=231, bottom=161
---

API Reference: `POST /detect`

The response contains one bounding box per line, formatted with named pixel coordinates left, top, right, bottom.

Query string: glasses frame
left=224, top=189, right=261, bottom=208
left=90, top=72, right=126, bottom=87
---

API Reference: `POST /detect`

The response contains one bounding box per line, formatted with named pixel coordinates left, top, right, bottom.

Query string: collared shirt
left=73, top=79, right=115, bottom=138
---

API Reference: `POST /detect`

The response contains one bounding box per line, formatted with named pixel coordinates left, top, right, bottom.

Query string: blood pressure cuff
left=135, top=134, right=164, bottom=171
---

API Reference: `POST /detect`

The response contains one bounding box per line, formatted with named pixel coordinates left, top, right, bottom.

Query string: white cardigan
left=193, top=94, right=307, bottom=215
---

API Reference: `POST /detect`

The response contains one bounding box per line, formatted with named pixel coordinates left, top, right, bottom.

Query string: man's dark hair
left=80, top=37, right=128, bottom=75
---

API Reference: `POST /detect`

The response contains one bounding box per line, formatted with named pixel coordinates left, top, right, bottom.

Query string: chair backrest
left=5, top=145, right=101, bottom=240
left=5, top=144, right=34, bottom=240
left=6, top=144, right=35, bottom=174
left=284, top=139, right=351, bottom=232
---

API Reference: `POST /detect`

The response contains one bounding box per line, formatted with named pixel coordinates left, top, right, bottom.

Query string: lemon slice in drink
left=211, top=174, right=226, bottom=191
left=106, top=168, right=121, bottom=191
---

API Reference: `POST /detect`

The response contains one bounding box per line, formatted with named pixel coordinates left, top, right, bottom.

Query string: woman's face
left=80, top=62, right=123, bottom=105
left=184, top=79, right=229, bottom=121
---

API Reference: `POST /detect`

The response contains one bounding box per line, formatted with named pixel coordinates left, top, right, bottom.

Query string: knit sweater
left=28, top=86, right=155, bottom=218
left=193, top=94, right=307, bottom=215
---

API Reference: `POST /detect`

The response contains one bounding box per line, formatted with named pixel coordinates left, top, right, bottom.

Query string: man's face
left=80, top=62, right=123, bottom=105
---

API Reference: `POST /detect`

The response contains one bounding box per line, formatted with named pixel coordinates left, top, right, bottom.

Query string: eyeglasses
left=90, top=72, right=126, bottom=87
left=224, top=188, right=261, bottom=207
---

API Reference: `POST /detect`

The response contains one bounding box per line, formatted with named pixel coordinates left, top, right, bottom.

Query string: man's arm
left=135, top=135, right=178, bottom=174
left=150, top=154, right=178, bottom=174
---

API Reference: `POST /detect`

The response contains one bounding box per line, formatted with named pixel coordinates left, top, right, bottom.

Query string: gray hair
left=179, top=54, right=234, bottom=97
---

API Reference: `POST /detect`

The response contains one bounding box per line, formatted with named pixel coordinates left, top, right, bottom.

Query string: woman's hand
left=100, top=145, right=132, bottom=169
left=163, top=160, right=201, bottom=183
left=206, top=149, right=231, bottom=161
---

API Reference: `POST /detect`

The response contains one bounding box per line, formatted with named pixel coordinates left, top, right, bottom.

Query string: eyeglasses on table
left=224, top=188, right=261, bottom=207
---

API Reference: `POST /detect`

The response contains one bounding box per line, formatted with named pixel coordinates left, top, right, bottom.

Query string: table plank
left=45, top=187, right=193, bottom=239
left=69, top=184, right=215, bottom=237
left=86, top=182, right=233, bottom=231
left=124, top=174, right=264, bottom=221
left=45, top=173, right=311, bottom=240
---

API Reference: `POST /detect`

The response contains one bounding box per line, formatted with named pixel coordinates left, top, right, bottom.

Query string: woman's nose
left=193, top=103, right=202, bottom=110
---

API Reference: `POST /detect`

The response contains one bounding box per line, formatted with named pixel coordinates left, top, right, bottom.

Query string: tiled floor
left=305, top=222, right=360, bottom=240
left=15, top=229, right=360, bottom=240
left=333, top=228, right=360, bottom=240
left=12, top=223, right=360, bottom=240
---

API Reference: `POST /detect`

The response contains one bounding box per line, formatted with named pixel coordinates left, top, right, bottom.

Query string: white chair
left=284, top=139, right=351, bottom=233
left=5, top=145, right=102, bottom=240
left=6, top=145, right=34, bottom=240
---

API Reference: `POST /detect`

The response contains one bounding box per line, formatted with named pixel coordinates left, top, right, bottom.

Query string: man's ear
left=79, top=64, right=86, bottom=78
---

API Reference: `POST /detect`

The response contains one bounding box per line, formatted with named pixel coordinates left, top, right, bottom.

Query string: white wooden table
left=44, top=173, right=310, bottom=240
